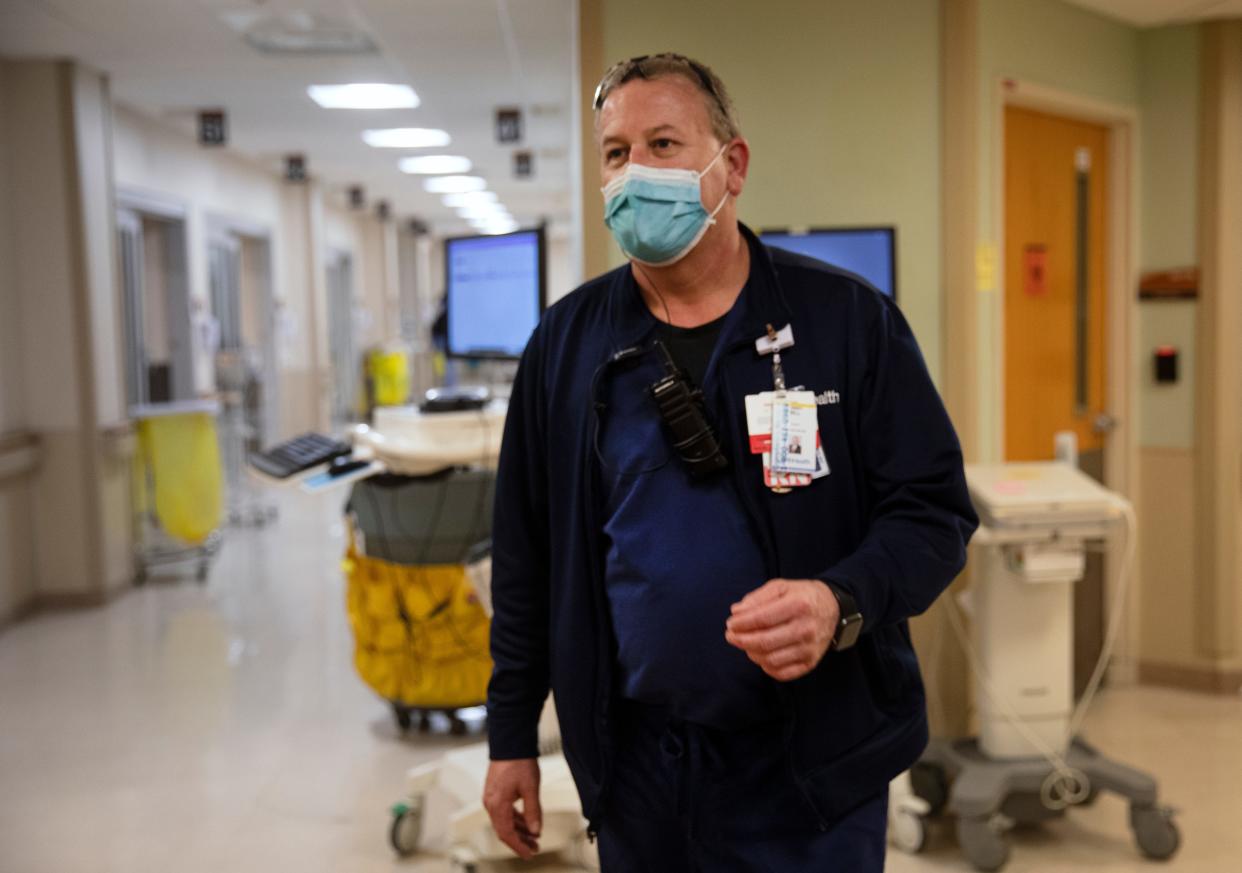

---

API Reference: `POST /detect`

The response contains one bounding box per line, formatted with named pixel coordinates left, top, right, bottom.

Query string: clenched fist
left=725, top=578, right=840, bottom=681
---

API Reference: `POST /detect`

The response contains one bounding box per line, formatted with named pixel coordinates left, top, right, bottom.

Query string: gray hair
left=592, top=53, right=741, bottom=144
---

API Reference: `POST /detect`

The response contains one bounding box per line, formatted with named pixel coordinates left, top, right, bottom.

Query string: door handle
left=1093, top=413, right=1118, bottom=435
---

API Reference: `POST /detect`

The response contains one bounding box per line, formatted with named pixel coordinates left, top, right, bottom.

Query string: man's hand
left=483, top=758, right=542, bottom=859
left=725, top=578, right=841, bottom=681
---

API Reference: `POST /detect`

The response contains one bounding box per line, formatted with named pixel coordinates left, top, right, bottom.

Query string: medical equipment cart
left=908, top=462, right=1179, bottom=871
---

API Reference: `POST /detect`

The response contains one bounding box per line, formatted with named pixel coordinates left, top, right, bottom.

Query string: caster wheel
left=389, top=798, right=424, bottom=857
left=449, top=846, right=480, bottom=872
left=1131, top=805, right=1180, bottom=860
left=196, top=562, right=209, bottom=583
left=392, top=704, right=412, bottom=732
left=449, top=715, right=468, bottom=736
left=957, top=815, right=1010, bottom=872
left=911, top=761, right=950, bottom=816
left=418, top=712, right=432, bottom=733
left=891, top=808, right=927, bottom=854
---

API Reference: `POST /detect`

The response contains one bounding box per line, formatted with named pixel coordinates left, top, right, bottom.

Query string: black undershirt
left=653, top=312, right=728, bottom=388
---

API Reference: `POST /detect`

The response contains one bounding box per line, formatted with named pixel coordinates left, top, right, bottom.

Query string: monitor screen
left=759, top=226, right=896, bottom=299
left=445, top=229, right=545, bottom=359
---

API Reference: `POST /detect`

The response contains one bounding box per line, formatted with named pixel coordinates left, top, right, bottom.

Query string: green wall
left=597, top=0, right=945, bottom=382
left=1137, top=24, right=1200, bottom=451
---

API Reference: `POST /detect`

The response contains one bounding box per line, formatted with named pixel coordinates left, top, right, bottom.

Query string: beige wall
left=0, top=63, right=24, bottom=435
left=0, top=60, right=132, bottom=613
left=0, top=62, right=37, bottom=624
left=590, top=0, right=946, bottom=382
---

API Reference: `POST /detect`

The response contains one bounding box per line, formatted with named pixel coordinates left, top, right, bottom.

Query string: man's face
left=597, top=75, right=731, bottom=207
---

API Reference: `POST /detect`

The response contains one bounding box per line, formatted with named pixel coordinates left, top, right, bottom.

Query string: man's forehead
left=598, top=75, right=713, bottom=139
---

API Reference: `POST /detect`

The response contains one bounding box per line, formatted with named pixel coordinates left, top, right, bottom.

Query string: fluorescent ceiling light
left=442, top=191, right=498, bottom=208
left=308, top=84, right=419, bottom=109
left=470, top=215, right=519, bottom=229
left=399, top=155, right=473, bottom=174
left=423, top=175, right=487, bottom=193
left=456, top=204, right=510, bottom=219
left=475, top=222, right=520, bottom=235
left=363, top=128, right=451, bottom=149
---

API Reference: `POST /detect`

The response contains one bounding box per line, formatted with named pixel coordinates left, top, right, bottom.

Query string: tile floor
left=0, top=485, right=1238, bottom=872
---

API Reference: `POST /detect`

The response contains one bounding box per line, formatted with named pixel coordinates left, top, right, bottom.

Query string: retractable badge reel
left=746, top=324, right=825, bottom=494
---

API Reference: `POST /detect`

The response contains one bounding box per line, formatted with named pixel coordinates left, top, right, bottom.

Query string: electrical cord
left=633, top=261, right=675, bottom=327
left=944, top=493, right=1137, bottom=811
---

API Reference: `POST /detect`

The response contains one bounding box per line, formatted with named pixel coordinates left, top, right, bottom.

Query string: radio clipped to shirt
left=747, top=324, right=829, bottom=494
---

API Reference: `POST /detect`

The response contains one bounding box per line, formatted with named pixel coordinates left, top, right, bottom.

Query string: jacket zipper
left=717, top=350, right=831, bottom=832
left=582, top=383, right=614, bottom=838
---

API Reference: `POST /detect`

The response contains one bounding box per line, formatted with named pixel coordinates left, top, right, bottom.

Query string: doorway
left=325, top=249, right=360, bottom=428
left=207, top=223, right=278, bottom=526
left=116, top=207, right=194, bottom=408
left=1003, top=104, right=1116, bottom=697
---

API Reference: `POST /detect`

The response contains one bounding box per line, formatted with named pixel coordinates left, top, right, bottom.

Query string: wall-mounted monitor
left=759, top=226, right=897, bottom=300
left=445, top=228, right=545, bottom=359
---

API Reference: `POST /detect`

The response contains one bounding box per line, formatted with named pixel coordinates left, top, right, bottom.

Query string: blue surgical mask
left=601, top=145, right=730, bottom=267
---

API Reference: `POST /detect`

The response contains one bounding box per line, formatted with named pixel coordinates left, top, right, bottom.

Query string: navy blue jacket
left=487, top=225, right=977, bottom=830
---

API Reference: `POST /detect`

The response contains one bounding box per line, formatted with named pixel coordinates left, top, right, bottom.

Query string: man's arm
left=726, top=291, right=977, bottom=679
left=818, top=292, right=978, bottom=631
left=487, top=331, right=552, bottom=760
left=483, top=333, right=552, bottom=858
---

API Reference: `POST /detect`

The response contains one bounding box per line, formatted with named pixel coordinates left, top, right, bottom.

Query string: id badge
left=762, top=453, right=812, bottom=488
left=770, top=391, right=818, bottom=474
left=744, top=391, right=776, bottom=454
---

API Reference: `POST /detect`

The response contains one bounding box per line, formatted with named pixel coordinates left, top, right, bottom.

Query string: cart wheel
left=392, top=704, right=412, bottom=732
left=911, top=761, right=950, bottom=817
left=448, top=846, right=480, bottom=873
left=418, top=711, right=432, bottom=733
left=891, top=807, right=927, bottom=854
left=196, top=561, right=209, bottom=583
left=389, top=799, right=424, bottom=857
left=1131, top=805, right=1180, bottom=860
left=449, top=713, right=468, bottom=736
left=957, top=815, right=1010, bottom=872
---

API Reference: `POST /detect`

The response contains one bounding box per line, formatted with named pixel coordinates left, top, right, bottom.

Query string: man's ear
left=726, top=137, right=751, bottom=196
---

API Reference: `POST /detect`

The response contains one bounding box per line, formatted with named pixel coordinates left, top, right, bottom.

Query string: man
left=483, top=53, right=977, bottom=871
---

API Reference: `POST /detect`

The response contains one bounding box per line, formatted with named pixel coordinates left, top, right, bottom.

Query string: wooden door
left=1004, top=106, right=1112, bottom=698
left=1004, top=106, right=1109, bottom=460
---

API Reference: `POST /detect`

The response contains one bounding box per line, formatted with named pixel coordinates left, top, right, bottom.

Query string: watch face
left=834, top=613, right=863, bottom=651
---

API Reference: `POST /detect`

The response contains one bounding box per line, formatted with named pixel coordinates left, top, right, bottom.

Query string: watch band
left=827, top=583, right=863, bottom=651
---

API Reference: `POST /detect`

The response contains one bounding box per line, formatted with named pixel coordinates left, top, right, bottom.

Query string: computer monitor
left=759, top=226, right=897, bottom=300
left=445, top=228, right=546, bottom=359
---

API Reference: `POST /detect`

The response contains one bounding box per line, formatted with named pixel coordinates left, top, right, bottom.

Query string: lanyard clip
left=755, top=323, right=794, bottom=357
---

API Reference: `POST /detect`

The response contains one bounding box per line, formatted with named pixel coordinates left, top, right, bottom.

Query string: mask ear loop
left=699, top=142, right=733, bottom=228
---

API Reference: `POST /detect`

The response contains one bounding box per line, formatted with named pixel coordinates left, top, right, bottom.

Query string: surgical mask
left=601, top=145, right=730, bottom=267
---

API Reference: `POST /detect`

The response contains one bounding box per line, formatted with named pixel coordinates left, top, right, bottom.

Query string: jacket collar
left=605, top=222, right=795, bottom=354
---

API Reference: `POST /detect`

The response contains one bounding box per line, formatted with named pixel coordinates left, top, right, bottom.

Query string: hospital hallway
left=0, top=483, right=1235, bottom=873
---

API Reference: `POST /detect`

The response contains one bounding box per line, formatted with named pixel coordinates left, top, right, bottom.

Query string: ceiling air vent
left=220, top=8, right=377, bottom=55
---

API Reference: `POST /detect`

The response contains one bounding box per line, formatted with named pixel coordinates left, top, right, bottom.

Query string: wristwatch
left=826, top=584, right=863, bottom=651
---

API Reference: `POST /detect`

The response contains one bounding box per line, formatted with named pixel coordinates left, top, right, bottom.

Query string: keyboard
left=249, top=433, right=352, bottom=480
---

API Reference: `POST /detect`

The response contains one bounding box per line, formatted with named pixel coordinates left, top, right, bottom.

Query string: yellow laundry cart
left=344, top=469, right=494, bottom=734
left=130, top=400, right=224, bottom=583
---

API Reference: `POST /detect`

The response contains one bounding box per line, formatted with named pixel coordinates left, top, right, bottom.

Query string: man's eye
left=653, top=139, right=674, bottom=150
left=606, top=148, right=627, bottom=162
